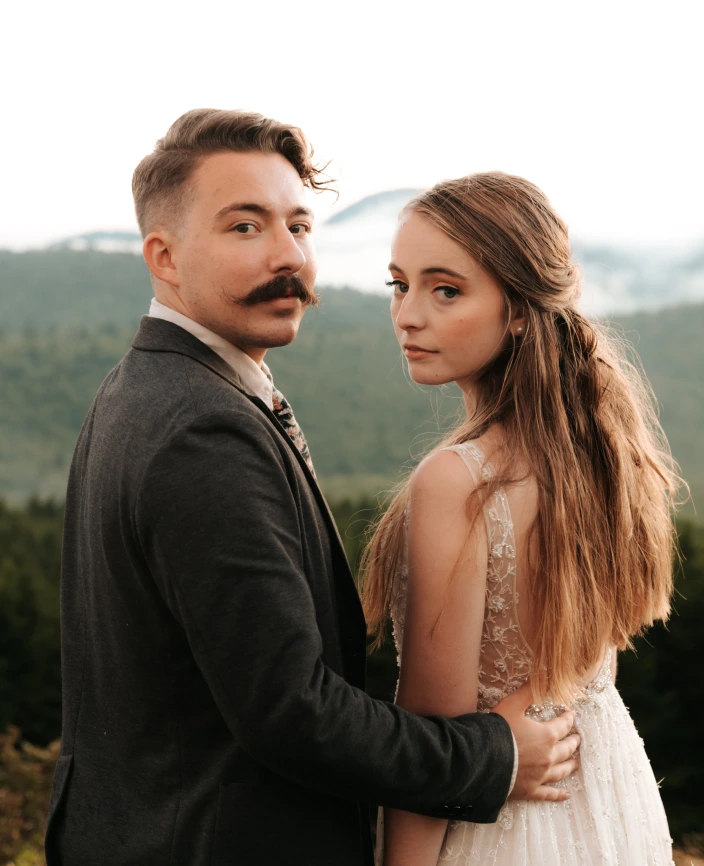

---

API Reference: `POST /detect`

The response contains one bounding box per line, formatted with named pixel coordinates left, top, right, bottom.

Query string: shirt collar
left=147, top=298, right=274, bottom=410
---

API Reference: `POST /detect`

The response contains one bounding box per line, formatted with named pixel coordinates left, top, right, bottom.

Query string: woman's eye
left=435, top=285, right=460, bottom=300
left=233, top=223, right=258, bottom=234
left=386, top=279, right=408, bottom=294
left=290, top=223, right=311, bottom=235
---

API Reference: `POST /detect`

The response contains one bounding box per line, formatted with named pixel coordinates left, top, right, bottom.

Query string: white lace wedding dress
left=378, top=442, right=674, bottom=866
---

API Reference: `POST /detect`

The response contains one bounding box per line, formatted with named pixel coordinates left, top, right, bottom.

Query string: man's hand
left=492, top=683, right=581, bottom=803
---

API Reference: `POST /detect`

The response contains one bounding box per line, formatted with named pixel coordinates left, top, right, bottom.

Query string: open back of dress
left=383, top=442, right=674, bottom=866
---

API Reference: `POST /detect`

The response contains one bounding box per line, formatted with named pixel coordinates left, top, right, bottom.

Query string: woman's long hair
left=360, top=172, right=683, bottom=704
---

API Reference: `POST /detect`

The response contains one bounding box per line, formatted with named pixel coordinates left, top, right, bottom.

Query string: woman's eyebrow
left=388, top=264, right=467, bottom=279
left=421, top=266, right=466, bottom=279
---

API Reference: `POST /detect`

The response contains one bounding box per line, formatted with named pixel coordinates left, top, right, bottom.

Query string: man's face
left=166, top=151, right=318, bottom=360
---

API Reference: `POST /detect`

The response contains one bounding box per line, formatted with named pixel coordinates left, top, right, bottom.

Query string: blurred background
left=1, top=0, right=703, bottom=863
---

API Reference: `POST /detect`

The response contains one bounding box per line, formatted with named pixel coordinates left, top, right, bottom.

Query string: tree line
left=1, top=498, right=702, bottom=854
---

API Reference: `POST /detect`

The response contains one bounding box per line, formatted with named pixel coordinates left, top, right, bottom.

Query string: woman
left=362, top=173, right=679, bottom=865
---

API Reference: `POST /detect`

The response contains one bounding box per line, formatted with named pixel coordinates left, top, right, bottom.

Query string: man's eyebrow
left=213, top=202, right=315, bottom=221
left=387, top=263, right=466, bottom=279
left=289, top=205, right=315, bottom=219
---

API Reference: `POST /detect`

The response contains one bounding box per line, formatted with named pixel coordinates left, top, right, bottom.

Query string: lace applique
left=453, top=443, right=533, bottom=711
left=388, top=442, right=533, bottom=710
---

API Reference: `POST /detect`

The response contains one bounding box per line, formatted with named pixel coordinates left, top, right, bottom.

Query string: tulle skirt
left=437, top=674, right=674, bottom=865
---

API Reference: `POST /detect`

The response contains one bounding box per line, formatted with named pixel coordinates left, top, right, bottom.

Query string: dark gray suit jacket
left=46, top=316, right=514, bottom=866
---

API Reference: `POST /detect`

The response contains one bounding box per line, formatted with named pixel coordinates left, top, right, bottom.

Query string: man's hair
left=132, top=108, right=331, bottom=237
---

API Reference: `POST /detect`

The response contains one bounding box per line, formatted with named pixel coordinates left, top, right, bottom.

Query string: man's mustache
left=236, top=275, right=319, bottom=308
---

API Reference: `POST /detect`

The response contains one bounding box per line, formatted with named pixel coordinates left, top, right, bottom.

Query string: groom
left=47, top=109, right=579, bottom=866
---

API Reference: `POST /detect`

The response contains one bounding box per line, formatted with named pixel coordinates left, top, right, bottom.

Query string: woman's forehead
left=390, top=211, right=478, bottom=274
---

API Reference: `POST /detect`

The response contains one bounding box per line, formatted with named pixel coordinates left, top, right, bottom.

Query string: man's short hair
left=132, top=108, right=330, bottom=237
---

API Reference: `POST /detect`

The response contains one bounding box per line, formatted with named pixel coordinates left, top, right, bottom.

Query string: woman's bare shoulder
left=411, top=447, right=479, bottom=508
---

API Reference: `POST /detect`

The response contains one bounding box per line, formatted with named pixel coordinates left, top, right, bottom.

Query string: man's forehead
left=192, top=151, right=307, bottom=207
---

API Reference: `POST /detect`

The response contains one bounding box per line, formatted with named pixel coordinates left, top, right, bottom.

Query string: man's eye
left=233, top=223, right=257, bottom=234
left=290, top=223, right=311, bottom=235
left=385, top=280, right=408, bottom=294
left=435, top=285, right=460, bottom=300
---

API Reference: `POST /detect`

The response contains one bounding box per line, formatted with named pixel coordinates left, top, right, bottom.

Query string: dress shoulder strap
left=440, top=440, right=493, bottom=483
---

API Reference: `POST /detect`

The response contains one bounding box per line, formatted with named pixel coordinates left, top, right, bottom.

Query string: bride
left=362, top=173, right=678, bottom=865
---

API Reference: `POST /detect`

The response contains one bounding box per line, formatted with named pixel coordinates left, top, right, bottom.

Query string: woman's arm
left=383, top=449, right=488, bottom=866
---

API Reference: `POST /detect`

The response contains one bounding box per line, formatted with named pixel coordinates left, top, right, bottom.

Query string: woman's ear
left=143, top=231, right=180, bottom=289
left=511, top=312, right=527, bottom=338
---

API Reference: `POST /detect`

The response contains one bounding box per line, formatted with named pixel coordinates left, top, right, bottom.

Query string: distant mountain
left=49, top=230, right=143, bottom=255
left=314, top=190, right=704, bottom=315
left=31, top=188, right=704, bottom=318
left=324, top=188, right=422, bottom=226
left=573, top=241, right=704, bottom=316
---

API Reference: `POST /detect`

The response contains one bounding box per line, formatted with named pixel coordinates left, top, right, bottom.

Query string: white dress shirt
left=147, top=297, right=274, bottom=410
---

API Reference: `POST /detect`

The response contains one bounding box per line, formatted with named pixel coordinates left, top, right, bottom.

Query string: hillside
left=0, top=289, right=458, bottom=500
left=0, top=280, right=701, bottom=510
left=3, top=188, right=704, bottom=323
left=0, top=248, right=149, bottom=332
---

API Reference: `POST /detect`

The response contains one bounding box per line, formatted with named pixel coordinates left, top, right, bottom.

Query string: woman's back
left=386, top=439, right=675, bottom=865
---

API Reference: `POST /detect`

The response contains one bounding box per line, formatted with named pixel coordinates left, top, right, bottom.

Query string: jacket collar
left=132, top=316, right=252, bottom=397
left=131, top=315, right=368, bottom=679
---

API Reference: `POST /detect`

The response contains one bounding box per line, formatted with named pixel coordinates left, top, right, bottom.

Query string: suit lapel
left=247, top=393, right=368, bottom=688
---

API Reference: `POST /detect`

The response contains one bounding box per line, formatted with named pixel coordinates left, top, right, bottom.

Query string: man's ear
left=143, top=231, right=180, bottom=289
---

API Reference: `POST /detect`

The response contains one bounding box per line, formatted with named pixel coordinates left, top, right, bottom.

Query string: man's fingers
left=531, top=785, right=571, bottom=802
left=553, top=733, right=581, bottom=763
left=545, top=710, right=576, bottom=740
left=544, top=758, right=579, bottom=785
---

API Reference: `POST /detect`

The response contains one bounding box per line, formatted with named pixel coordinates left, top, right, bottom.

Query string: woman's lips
left=403, top=345, right=438, bottom=360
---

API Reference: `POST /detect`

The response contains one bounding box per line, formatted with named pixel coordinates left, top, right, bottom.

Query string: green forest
left=1, top=249, right=703, bottom=511
left=1, top=499, right=703, bottom=862
left=1, top=249, right=703, bottom=863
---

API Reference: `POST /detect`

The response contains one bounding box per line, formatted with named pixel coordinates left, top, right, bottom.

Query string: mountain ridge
left=0, top=284, right=700, bottom=514
left=2, top=185, right=703, bottom=316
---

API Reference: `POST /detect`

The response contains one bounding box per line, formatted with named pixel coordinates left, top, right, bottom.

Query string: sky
left=2, top=0, right=703, bottom=249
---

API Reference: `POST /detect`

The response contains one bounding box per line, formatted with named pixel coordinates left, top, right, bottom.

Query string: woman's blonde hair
left=360, top=172, right=683, bottom=704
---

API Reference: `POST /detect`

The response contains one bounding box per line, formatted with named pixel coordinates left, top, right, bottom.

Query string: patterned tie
left=271, top=385, right=316, bottom=478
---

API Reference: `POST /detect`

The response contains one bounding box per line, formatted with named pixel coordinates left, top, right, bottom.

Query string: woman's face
left=389, top=210, right=523, bottom=393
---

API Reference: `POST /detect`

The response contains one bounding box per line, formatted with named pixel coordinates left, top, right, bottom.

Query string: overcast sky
left=2, top=0, right=702, bottom=249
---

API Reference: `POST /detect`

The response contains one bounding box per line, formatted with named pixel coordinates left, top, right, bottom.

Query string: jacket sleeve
left=135, top=408, right=515, bottom=823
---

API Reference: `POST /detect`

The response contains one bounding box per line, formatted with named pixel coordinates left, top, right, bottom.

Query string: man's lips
left=265, top=291, right=300, bottom=301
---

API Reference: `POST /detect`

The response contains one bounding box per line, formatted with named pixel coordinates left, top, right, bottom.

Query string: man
left=46, top=109, right=579, bottom=866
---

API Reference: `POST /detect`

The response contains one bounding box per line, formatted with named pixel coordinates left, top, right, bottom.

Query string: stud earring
left=515, top=326, right=525, bottom=336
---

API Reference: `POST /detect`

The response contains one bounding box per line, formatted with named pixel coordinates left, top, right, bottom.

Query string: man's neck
left=153, top=290, right=192, bottom=320
left=151, top=295, right=267, bottom=366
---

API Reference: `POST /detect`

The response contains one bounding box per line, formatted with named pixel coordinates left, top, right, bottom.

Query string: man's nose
left=269, top=226, right=307, bottom=274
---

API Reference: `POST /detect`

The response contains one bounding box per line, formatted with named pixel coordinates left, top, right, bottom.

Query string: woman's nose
left=394, top=292, right=425, bottom=331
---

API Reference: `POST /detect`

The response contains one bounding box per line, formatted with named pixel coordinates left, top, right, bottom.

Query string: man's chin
left=253, top=321, right=301, bottom=350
